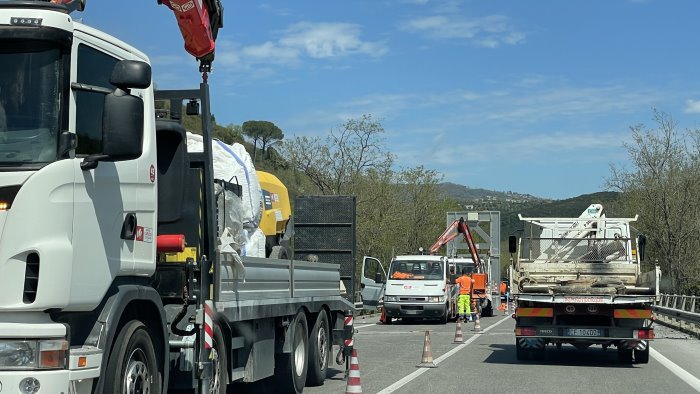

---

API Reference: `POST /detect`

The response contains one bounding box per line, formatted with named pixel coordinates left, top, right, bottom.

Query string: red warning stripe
left=516, top=307, right=554, bottom=317
left=614, top=309, right=652, bottom=319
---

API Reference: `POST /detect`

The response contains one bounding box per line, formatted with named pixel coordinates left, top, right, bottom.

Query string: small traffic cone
left=417, top=330, right=437, bottom=368
left=453, top=320, right=464, bottom=343
left=473, top=313, right=482, bottom=331
left=379, top=307, right=390, bottom=325
left=345, top=349, right=362, bottom=394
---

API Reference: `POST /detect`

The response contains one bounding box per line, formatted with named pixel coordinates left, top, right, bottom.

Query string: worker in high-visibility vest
left=455, top=268, right=475, bottom=322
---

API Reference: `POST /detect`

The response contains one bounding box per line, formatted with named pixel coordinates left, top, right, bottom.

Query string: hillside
left=440, top=184, right=621, bottom=237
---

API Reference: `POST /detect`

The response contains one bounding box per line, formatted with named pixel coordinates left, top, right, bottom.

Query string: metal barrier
left=653, top=294, right=700, bottom=325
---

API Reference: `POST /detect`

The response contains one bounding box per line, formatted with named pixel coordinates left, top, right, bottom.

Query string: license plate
left=566, top=328, right=602, bottom=337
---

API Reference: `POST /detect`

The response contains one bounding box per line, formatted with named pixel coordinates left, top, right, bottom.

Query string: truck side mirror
left=450, top=273, right=456, bottom=284
left=508, top=235, right=517, bottom=254
left=374, top=271, right=384, bottom=284
left=81, top=60, right=151, bottom=170
left=638, top=234, right=646, bottom=262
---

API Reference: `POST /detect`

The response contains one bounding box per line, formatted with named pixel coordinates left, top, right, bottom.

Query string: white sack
left=186, top=133, right=263, bottom=228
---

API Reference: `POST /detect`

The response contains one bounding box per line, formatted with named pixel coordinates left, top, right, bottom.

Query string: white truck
left=509, top=204, right=660, bottom=363
left=361, top=255, right=457, bottom=324
left=0, top=2, right=355, bottom=393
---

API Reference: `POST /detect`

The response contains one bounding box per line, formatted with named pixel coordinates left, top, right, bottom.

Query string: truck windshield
left=389, top=260, right=443, bottom=280
left=0, top=43, right=64, bottom=165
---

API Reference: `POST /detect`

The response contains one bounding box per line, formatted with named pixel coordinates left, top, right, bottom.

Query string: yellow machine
left=257, top=171, right=292, bottom=258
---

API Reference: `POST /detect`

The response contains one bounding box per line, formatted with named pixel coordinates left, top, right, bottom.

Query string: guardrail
left=653, top=294, right=700, bottom=325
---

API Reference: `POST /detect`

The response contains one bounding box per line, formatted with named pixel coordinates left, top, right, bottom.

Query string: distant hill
left=439, top=183, right=621, bottom=238
left=500, top=191, right=621, bottom=237
left=439, top=182, right=544, bottom=204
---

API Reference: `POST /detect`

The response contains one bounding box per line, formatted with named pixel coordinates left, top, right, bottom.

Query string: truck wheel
left=105, top=320, right=162, bottom=394
left=210, top=324, right=229, bottom=393
left=482, top=301, right=493, bottom=317
left=275, top=311, right=309, bottom=394
left=634, top=344, right=650, bottom=364
left=515, top=340, right=527, bottom=361
left=618, top=347, right=633, bottom=364
left=306, top=312, right=330, bottom=386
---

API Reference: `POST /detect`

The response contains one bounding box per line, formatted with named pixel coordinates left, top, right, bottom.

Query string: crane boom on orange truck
left=430, top=217, right=483, bottom=271
left=158, top=0, right=224, bottom=73
left=430, top=217, right=493, bottom=314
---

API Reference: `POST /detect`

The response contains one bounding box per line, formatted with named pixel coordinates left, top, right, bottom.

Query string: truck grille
left=23, top=253, right=39, bottom=303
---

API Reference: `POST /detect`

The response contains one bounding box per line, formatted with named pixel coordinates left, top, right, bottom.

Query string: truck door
left=361, top=256, right=386, bottom=310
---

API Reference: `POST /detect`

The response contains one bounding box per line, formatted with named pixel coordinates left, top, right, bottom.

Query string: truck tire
left=618, top=347, right=633, bottom=364
left=270, top=245, right=289, bottom=259
left=210, top=324, right=229, bottom=393
left=105, top=320, right=162, bottom=394
left=515, top=340, right=527, bottom=361
left=306, top=312, right=330, bottom=386
left=634, top=344, right=650, bottom=364
left=275, top=311, right=309, bottom=394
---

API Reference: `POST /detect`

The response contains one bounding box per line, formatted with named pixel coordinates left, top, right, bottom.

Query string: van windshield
left=389, top=260, right=443, bottom=280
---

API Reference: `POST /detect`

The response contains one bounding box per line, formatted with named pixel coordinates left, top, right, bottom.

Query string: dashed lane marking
left=376, top=316, right=511, bottom=394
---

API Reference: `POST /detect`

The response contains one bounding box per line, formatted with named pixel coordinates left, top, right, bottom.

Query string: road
left=301, top=313, right=700, bottom=394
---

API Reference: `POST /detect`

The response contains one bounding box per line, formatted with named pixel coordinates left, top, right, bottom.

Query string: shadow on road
left=483, top=343, right=639, bottom=368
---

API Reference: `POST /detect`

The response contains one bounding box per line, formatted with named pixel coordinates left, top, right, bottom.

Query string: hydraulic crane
left=430, top=217, right=483, bottom=272
left=51, top=0, right=224, bottom=75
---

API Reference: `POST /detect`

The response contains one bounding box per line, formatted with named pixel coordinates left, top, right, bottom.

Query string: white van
left=361, top=255, right=457, bottom=324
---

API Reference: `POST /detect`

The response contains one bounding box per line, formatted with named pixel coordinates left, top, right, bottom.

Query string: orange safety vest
left=500, top=282, right=507, bottom=295
left=455, top=275, right=474, bottom=295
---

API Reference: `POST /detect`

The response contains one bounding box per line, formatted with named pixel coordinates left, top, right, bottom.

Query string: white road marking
left=355, top=323, right=378, bottom=329
left=377, top=316, right=512, bottom=394
left=651, top=348, right=700, bottom=392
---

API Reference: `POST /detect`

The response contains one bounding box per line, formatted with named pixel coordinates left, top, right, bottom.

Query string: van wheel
left=105, top=320, right=162, bottom=394
left=275, top=311, right=309, bottom=393
left=306, top=312, right=330, bottom=386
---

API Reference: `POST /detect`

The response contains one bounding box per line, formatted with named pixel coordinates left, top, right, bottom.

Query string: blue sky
left=83, top=1, right=700, bottom=199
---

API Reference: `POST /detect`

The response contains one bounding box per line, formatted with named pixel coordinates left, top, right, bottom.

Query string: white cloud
left=401, top=14, right=525, bottom=47
left=279, top=22, right=388, bottom=59
left=684, top=99, right=700, bottom=113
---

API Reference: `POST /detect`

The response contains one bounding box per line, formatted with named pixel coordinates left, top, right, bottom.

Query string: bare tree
left=607, top=110, right=700, bottom=294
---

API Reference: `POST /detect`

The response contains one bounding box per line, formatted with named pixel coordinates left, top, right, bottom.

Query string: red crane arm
left=430, top=218, right=483, bottom=271
left=159, top=0, right=223, bottom=72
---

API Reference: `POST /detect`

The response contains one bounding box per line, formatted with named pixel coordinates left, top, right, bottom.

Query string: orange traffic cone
left=473, top=313, right=482, bottom=331
left=453, top=320, right=464, bottom=343
left=379, top=307, right=391, bottom=325
left=345, top=349, right=362, bottom=394
left=417, top=330, right=437, bottom=368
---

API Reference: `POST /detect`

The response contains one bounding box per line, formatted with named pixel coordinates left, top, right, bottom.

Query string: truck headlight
left=385, top=296, right=398, bottom=302
left=0, top=339, right=68, bottom=370
left=429, top=296, right=446, bottom=303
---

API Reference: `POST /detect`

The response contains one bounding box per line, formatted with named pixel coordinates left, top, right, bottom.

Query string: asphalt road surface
left=300, top=313, right=700, bottom=394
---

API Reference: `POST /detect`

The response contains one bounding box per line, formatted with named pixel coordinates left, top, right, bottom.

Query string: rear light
left=515, top=327, right=537, bottom=336
left=634, top=329, right=654, bottom=340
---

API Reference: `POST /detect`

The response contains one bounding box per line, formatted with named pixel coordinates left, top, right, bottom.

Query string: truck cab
left=362, top=255, right=455, bottom=323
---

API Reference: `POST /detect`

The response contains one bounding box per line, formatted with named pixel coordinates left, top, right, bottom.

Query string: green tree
left=242, top=120, right=284, bottom=162
left=607, top=110, right=700, bottom=294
